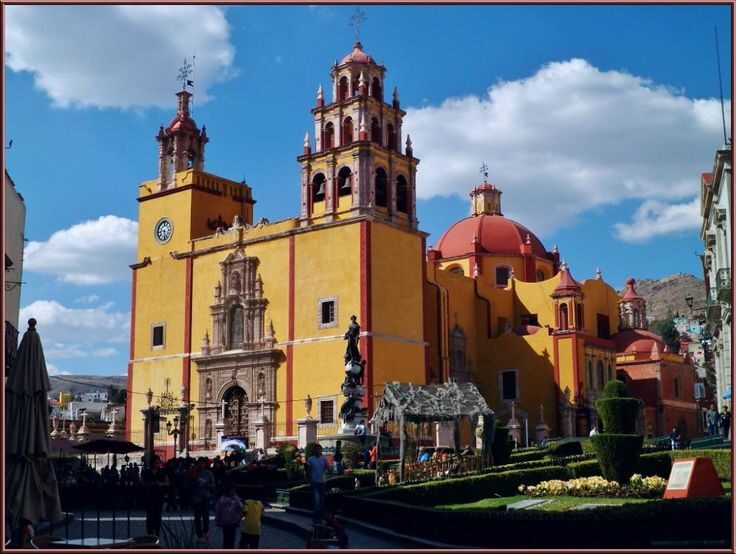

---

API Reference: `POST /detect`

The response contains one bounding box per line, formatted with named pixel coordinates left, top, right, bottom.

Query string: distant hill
left=617, top=273, right=706, bottom=322
left=48, top=375, right=126, bottom=400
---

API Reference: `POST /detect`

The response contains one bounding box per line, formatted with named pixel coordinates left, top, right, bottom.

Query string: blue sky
left=5, top=4, right=732, bottom=377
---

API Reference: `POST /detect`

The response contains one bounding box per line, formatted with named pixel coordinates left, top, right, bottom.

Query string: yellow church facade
left=126, top=42, right=629, bottom=452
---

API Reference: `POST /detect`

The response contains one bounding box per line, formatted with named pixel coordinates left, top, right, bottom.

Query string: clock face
left=154, top=218, right=173, bottom=244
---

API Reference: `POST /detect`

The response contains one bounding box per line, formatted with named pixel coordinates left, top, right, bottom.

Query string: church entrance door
left=224, top=386, right=249, bottom=440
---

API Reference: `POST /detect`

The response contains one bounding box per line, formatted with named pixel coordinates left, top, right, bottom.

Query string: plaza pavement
left=37, top=503, right=463, bottom=549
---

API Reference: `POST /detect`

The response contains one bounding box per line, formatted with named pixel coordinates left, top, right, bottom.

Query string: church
left=125, top=42, right=696, bottom=454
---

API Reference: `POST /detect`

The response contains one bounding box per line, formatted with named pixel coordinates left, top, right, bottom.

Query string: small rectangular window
left=496, top=267, right=510, bottom=287
left=152, top=324, right=165, bottom=349
left=319, top=400, right=334, bottom=424
left=674, top=377, right=680, bottom=399
left=502, top=371, right=517, bottom=400
left=318, top=297, right=338, bottom=329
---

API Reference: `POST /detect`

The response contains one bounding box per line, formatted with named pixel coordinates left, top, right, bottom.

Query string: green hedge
left=604, top=379, right=627, bottom=398
left=674, top=449, right=732, bottom=480
left=591, top=434, right=643, bottom=483
left=596, top=398, right=641, bottom=434
left=492, top=427, right=514, bottom=465
left=547, top=440, right=583, bottom=457
left=509, top=449, right=549, bottom=463
left=325, top=493, right=730, bottom=548
left=369, top=466, right=569, bottom=506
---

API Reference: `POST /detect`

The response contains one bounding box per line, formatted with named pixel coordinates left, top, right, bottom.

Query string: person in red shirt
left=368, top=442, right=377, bottom=469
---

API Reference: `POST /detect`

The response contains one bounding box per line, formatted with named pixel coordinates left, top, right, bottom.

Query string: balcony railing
left=716, top=267, right=731, bottom=302
left=706, top=295, right=722, bottom=321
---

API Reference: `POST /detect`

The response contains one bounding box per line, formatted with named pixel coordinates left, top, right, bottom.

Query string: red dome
left=434, top=214, right=548, bottom=259
left=341, top=42, right=375, bottom=64
left=614, top=329, right=666, bottom=355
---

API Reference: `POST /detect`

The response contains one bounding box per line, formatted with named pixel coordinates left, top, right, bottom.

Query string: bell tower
left=297, top=42, right=419, bottom=228
left=618, top=277, right=648, bottom=331
left=156, top=89, right=209, bottom=191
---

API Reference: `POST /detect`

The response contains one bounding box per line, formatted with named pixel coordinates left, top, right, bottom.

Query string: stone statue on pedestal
left=339, top=316, right=368, bottom=432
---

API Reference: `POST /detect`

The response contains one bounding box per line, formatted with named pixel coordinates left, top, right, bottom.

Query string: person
left=721, top=406, right=731, bottom=439
left=239, top=490, right=264, bottom=548
left=418, top=448, right=431, bottom=463
left=190, top=457, right=215, bottom=543
left=141, top=457, right=169, bottom=537
left=323, top=508, right=349, bottom=549
left=706, top=404, right=720, bottom=437
left=368, top=442, right=377, bottom=469
left=305, top=443, right=330, bottom=524
left=257, top=448, right=267, bottom=462
left=214, top=484, right=243, bottom=549
left=353, top=420, right=367, bottom=446
left=333, top=440, right=344, bottom=475
left=589, top=424, right=598, bottom=437
left=669, top=427, right=681, bottom=451
left=18, top=519, right=34, bottom=548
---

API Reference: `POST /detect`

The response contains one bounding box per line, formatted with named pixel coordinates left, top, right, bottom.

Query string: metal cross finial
left=349, top=6, right=366, bottom=43
left=480, top=163, right=489, bottom=182
left=177, top=58, right=193, bottom=90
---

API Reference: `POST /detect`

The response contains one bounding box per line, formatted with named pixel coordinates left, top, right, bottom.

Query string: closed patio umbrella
left=73, top=437, right=145, bottom=455
left=5, top=318, right=63, bottom=529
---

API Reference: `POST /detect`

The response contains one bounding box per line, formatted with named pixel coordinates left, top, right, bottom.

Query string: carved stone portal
left=195, top=248, right=282, bottom=446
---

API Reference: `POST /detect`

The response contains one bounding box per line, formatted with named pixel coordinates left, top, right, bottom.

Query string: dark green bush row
left=492, top=427, right=514, bottom=465
left=596, top=398, right=641, bottom=434
left=592, top=433, right=643, bottom=483
left=674, top=449, right=732, bottom=480
left=367, top=466, right=568, bottom=506
left=509, top=449, right=548, bottom=463
left=546, top=440, right=584, bottom=457
left=325, top=493, right=730, bottom=548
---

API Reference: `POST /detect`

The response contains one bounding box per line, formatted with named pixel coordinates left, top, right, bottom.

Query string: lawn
left=436, top=495, right=651, bottom=512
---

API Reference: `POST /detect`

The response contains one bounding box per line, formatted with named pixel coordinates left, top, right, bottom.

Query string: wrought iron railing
left=716, top=268, right=731, bottom=302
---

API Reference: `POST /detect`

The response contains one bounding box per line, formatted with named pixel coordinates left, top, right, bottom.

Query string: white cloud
left=92, top=347, right=118, bottom=358
left=613, top=196, right=702, bottom=243
left=46, top=363, right=71, bottom=376
left=405, top=59, right=730, bottom=241
left=75, top=295, right=100, bottom=304
left=24, top=215, right=137, bottom=285
left=20, top=300, right=130, bottom=346
left=6, top=5, right=236, bottom=109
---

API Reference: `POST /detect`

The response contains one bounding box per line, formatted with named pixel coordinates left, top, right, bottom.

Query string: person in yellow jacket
left=239, top=490, right=264, bottom=548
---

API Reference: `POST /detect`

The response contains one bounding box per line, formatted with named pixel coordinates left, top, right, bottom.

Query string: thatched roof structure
left=371, top=381, right=493, bottom=426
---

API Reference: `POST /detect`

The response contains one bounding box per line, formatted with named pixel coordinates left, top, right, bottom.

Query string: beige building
left=4, top=171, right=27, bottom=371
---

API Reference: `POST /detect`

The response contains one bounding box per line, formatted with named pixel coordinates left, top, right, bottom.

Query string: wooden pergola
left=371, top=381, right=495, bottom=481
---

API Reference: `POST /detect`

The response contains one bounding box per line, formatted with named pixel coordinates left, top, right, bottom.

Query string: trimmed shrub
left=547, top=440, right=583, bottom=457
left=636, top=452, right=673, bottom=479
left=591, top=434, right=643, bottom=483
left=509, top=449, right=548, bottom=463
left=580, top=438, right=596, bottom=454
left=673, top=449, right=732, bottom=480
left=278, top=443, right=301, bottom=480
left=595, top=398, right=640, bottom=434
left=492, top=426, right=514, bottom=466
left=341, top=441, right=364, bottom=470
left=369, top=465, right=569, bottom=506
left=567, top=459, right=601, bottom=478
left=604, top=379, right=627, bottom=398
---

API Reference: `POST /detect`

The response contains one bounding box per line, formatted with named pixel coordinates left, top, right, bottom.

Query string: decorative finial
left=473, top=262, right=479, bottom=278
left=317, top=84, right=323, bottom=101
left=28, top=318, right=37, bottom=331
left=177, top=58, right=193, bottom=91
left=480, top=162, right=489, bottom=183
left=560, top=259, right=567, bottom=271
left=595, top=266, right=602, bottom=280
left=304, top=132, right=310, bottom=147
left=349, top=6, right=367, bottom=43
left=552, top=244, right=559, bottom=254
left=393, top=87, right=400, bottom=106
left=525, top=234, right=531, bottom=245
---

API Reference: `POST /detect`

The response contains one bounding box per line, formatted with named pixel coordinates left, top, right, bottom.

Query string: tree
left=650, top=319, right=680, bottom=352
left=109, top=388, right=127, bottom=404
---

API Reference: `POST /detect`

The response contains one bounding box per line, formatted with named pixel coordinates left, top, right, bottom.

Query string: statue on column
left=339, top=316, right=368, bottom=432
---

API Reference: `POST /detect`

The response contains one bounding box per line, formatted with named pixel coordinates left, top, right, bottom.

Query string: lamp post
left=166, top=416, right=181, bottom=459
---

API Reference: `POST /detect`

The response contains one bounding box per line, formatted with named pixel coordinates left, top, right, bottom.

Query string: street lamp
left=166, top=416, right=181, bottom=459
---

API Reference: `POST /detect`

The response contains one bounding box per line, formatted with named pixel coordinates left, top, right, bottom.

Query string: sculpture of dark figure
left=340, top=396, right=366, bottom=423
left=342, top=360, right=366, bottom=389
left=343, top=315, right=361, bottom=364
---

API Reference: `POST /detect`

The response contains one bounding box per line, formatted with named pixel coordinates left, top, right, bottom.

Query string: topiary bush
left=592, top=379, right=643, bottom=483
left=590, top=434, right=643, bottom=483
left=547, top=440, right=583, bottom=457
left=492, top=426, right=514, bottom=466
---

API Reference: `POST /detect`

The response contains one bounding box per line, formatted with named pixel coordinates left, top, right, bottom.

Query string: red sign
left=663, top=457, right=724, bottom=499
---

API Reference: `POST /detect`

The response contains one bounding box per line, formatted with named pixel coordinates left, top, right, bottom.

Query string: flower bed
left=519, top=474, right=667, bottom=498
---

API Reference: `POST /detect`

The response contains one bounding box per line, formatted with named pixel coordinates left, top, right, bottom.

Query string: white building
left=81, top=391, right=109, bottom=402
left=4, top=171, right=26, bottom=372
left=700, top=144, right=732, bottom=408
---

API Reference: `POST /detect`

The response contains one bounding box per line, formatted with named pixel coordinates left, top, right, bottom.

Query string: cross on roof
left=177, top=58, right=193, bottom=90
left=480, top=163, right=489, bottom=182
left=349, top=6, right=366, bottom=43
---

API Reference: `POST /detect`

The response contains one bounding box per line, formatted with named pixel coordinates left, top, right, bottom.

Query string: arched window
left=596, top=360, right=605, bottom=390
left=229, top=304, right=244, bottom=349
left=386, top=123, right=396, bottom=150
left=338, top=76, right=349, bottom=101
left=337, top=167, right=352, bottom=196
left=312, top=173, right=326, bottom=201
left=495, top=266, right=510, bottom=287
left=371, top=118, right=382, bottom=146
left=576, top=303, right=584, bottom=330
left=396, top=175, right=408, bottom=213
left=342, top=117, right=354, bottom=145
left=371, top=77, right=382, bottom=101
left=375, top=168, right=388, bottom=207
left=559, top=303, right=569, bottom=330
left=536, top=269, right=546, bottom=282
left=448, top=265, right=464, bottom=276
left=323, top=122, right=335, bottom=149
left=633, top=308, right=640, bottom=328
